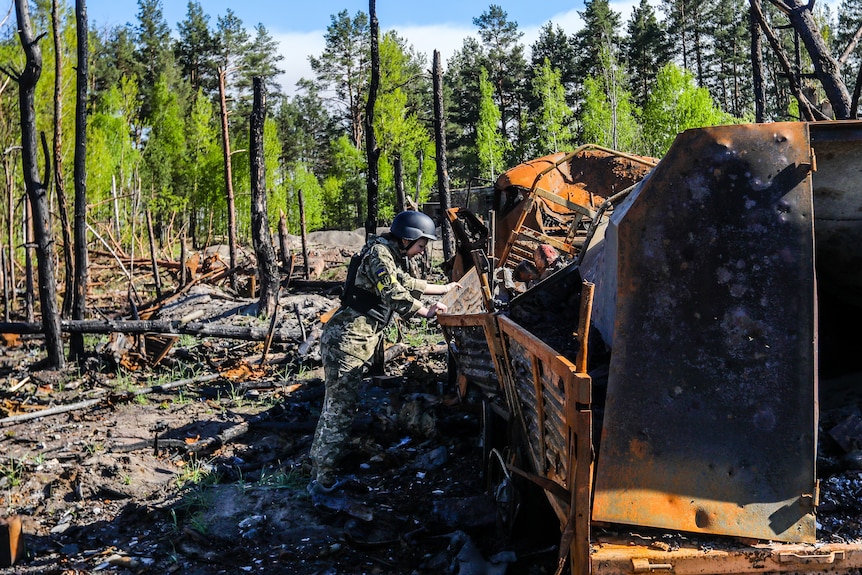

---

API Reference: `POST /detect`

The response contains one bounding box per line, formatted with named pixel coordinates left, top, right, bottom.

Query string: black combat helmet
left=390, top=211, right=437, bottom=241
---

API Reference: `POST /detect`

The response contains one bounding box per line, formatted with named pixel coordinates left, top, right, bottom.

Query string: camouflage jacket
left=338, top=234, right=427, bottom=325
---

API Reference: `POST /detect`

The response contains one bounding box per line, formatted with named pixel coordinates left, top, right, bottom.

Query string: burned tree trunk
left=749, top=0, right=821, bottom=120
left=394, top=152, right=405, bottom=214
left=250, top=77, right=279, bottom=317
left=9, top=0, right=64, bottom=368
left=364, top=0, right=381, bottom=237
left=51, top=0, right=74, bottom=320
left=278, top=210, right=290, bottom=267
left=433, top=50, right=455, bottom=262
left=70, top=0, right=89, bottom=361
left=218, top=67, right=238, bottom=291
left=765, top=0, right=852, bottom=119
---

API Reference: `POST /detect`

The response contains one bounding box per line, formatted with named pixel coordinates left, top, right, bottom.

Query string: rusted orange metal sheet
left=591, top=540, right=862, bottom=575
left=592, top=122, right=817, bottom=542
left=492, top=146, right=656, bottom=264
left=496, top=313, right=593, bottom=575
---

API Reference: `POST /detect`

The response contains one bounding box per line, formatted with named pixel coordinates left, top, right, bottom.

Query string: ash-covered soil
left=0, top=331, right=561, bottom=575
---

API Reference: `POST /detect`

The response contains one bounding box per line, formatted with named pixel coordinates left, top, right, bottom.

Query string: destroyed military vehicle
left=438, top=122, right=862, bottom=575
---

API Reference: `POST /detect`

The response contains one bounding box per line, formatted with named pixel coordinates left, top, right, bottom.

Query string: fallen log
left=0, top=319, right=301, bottom=343
left=0, top=373, right=222, bottom=427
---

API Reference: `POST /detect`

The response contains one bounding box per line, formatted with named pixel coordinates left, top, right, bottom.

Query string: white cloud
left=273, top=31, right=326, bottom=95
left=273, top=3, right=654, bottom=96
left=395, top=23, right=478, bottom=70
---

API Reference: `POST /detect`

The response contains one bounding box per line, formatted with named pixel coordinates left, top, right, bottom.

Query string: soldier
left=309, top=211, right=461, bottom=492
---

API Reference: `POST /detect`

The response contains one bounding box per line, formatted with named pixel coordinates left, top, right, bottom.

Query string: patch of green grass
left=83, top=442, right=104, bottom=456
left=188, top=511, right=209, bottom=535
left=175, top=457, right=215, bottom=488
left=226, top=383, right=245, bottom=408
left=279, top=359, right=312, bottom=381
left=112, top=370, right=138, bottom=394
left=0, top=458, right=25, bottom=487
left=256, top=467, right=306, bottom=489
left=401, top=317, right=442, bottom=348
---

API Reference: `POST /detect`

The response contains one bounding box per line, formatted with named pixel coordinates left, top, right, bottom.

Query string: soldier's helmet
left=390, top=211, right=437, bottom=241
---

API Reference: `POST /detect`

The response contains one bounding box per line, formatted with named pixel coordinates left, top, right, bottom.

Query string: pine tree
left=308, top=10, right=370, bottom=149
left=625, top=0, right=672, bottom=108
left=277, top=82, right=335, bottom=177
left=836, top=0, right=862, bottom=88
left=445, top=36, right=485, bottom=185
left=240, top=24, right=285, bottom=100
left=134, top=0, right=181, bottom=120
left=175, top=1, right=217, bottom=96
left=473, top=5, right=527, bottom=157
left=573, top=0, right=623, bottom=84
left=531, top=23, right=579, bottom=107
left=708, top=0, right=752, bottom=117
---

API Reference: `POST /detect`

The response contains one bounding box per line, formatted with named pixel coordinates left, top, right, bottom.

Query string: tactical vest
left=340, top=244, right=393, bottom=325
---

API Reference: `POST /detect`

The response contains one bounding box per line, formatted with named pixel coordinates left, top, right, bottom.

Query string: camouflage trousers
left=310, top=308, right=382, bottom=486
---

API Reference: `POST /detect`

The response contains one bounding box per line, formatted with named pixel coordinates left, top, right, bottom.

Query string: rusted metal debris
left=440, top=122, right=862, bottom=575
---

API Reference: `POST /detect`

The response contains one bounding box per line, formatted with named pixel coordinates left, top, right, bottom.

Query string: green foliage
left=531, top=58, right=575, bottom=155
left=141, top=74, right=188, bottom=218
left=285, top=162, right=325, bottom=234
left=322, top=135, right=366, bottom=229
left=579, top=47, right=641, bottom=152
left=373, top=32, right=434, bottom=216
left=86, top=76, right=142, bottom=225
left=640, top=63, right=739, bottom=156
left=476, top=68, right=506, bottom=181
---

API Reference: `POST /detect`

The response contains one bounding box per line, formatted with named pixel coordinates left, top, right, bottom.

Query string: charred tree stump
left=278, top=210, right=290, bottom=268
left=70, top=0, right=89, bottom=362
left=433, top=49, right=455, bottom=263
left=7, top=0, right=64, bottom=368
left=250, top=77, right=280, bottom=317
left=364, top=0, right=381, bottom=237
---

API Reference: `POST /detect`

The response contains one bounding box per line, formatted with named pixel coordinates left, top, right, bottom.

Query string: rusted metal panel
left=494, top=146, right=657, bottom=267
left=592, top=123, right=817, bottom=542
left=591, top=541, right=862, bottom=575
left=808, top=122, right=862, bottom=308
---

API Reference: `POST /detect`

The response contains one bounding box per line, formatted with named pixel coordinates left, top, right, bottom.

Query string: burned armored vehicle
left=439, top=122, right=862, bottom=574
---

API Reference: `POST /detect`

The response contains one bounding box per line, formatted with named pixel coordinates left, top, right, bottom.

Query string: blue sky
left=83, top=0, right=643, bottom=94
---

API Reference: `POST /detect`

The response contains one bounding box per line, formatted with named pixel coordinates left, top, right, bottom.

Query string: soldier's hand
left=425, top=302, right=447, bottom=318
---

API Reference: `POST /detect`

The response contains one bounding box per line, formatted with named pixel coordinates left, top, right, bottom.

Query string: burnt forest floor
left=0, top=240, right=563, bottom=575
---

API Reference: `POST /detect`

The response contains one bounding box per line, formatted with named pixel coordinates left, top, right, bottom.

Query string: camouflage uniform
left=310, top=235, right=427, bottom=486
